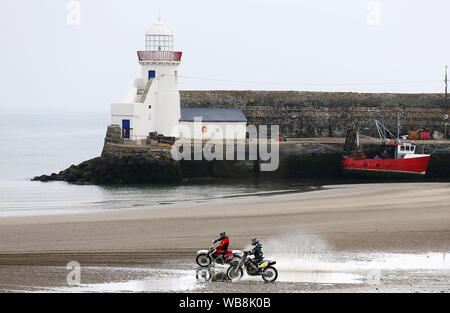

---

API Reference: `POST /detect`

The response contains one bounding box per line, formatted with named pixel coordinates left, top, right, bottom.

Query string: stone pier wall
left=100, top=140, right=450, bottom=180
left=180, top=91, right=450, bottom=138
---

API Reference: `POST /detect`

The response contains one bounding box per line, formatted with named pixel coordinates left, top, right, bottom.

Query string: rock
left=104, top=125, right=123, bottom=144
left=32, top=175, right=52, bottom=182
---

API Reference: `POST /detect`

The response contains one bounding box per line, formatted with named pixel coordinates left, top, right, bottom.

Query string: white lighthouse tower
left=111, top=18, right=182, bottom=139
left=110, top=18, right=247, bottom=141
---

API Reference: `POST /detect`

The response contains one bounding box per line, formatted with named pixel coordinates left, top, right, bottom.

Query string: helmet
left=219, top=232, right=228, bottom=239
left=251, top=237, right=259, bottom=245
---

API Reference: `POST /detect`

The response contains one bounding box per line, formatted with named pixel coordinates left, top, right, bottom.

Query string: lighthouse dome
left=145, top=19, right=173, bottom=51
left=146, top=20, right=173, bottom=36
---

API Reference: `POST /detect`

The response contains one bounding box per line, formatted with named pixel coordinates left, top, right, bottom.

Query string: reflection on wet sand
left=19, top=251, right=448, bottom=293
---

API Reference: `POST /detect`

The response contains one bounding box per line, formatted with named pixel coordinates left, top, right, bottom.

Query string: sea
left=0, top=113, right=322, bottom=217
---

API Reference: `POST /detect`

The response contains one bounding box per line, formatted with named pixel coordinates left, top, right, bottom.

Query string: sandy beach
left=0, top=183, right=449, bottom=292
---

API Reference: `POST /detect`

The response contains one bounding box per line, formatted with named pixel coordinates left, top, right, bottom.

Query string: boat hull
left=343, top=155, right=430, bottom=177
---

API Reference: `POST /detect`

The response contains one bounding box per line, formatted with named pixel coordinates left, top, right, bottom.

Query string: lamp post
left=444, top=66, right=448, bottom=140
left=444, top=65, right=448, bottom=140
left=445, top=122, right=448, bottom=140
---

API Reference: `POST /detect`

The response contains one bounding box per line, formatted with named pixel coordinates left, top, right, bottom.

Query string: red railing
left=137, top=51, right=182, bottom=62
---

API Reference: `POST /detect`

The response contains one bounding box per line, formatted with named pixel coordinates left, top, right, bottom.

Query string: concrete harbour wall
left=180, top=91, right=450, bottom=138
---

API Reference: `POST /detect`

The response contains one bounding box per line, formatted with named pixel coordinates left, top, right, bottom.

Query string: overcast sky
left=0, top=0, right=449, bottom=114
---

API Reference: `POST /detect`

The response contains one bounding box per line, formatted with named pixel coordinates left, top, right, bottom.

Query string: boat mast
left=397, top=111, right=400, bottom=143
left=375, top=120, right=395, bottom=143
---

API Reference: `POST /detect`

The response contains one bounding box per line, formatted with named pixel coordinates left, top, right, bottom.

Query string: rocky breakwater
left=31, top=148, right=181, bottom=185
left=32, top=126, right=180, bottom=184
left=31, top=126, right=258, bottom=184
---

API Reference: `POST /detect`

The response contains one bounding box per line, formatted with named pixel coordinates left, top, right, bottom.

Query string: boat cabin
left=397, top=142, right=419, bottom=159
left=398, top=142, right=415, bottom=154
left=382, top=142, right=417, bottom=159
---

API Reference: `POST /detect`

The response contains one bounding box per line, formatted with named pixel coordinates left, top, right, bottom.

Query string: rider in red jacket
left=213, top=232, right=229, bottom=258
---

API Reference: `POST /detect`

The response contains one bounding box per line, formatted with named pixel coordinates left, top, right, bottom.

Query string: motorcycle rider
left=249, top=237, right=264, bottom=266
left=212, top=232, right=230, bottom=263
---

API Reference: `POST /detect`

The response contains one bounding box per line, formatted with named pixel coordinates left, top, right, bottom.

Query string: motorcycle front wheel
left=262, top=266, right=278, bottom=282
left=227, top=265, right=244, bottom=281
left=196, top=254, right=212, bottom=267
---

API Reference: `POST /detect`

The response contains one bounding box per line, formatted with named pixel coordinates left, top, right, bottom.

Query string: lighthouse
left=110, top=18, right=247, bottom=141
left=111, top=18, right=182, bottom=139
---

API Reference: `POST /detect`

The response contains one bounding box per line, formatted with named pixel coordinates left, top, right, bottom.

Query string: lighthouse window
left=145, top=34, right=173, bottom=51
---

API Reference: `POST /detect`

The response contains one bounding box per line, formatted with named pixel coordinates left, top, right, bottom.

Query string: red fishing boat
left=342, top=120, right=431, bottom=177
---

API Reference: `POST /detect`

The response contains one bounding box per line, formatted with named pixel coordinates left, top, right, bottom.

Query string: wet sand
left=0, top=183, right=449, bottom=292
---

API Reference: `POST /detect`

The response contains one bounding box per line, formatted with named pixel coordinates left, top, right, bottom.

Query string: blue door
left=148, top=70, right=156, bottom=79
left=122, top=119, right=130, bottom=139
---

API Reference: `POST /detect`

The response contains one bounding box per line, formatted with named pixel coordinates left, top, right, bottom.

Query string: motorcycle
left=226, top=250, right=278, bottom=282
left=196, top=243, right=242, bottom=267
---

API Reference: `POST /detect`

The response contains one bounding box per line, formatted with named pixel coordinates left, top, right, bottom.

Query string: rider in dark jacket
left=250, top=237, right=264, bottom=264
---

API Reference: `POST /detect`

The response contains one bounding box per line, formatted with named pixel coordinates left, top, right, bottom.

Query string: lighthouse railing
left=137, top=51, right=182, bottom=62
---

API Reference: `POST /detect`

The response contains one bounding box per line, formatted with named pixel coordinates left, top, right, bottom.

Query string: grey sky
left=0, top=0, right=449, bottom=114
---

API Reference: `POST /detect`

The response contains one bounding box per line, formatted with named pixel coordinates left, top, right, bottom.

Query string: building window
left=148, top=105, right=151, bottom=109
left=174, top=71, right=178, bottom=83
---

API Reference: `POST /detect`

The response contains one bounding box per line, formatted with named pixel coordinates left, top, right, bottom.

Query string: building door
left=148, top=70, right=156, bottom=79
left=122, top=119, right=130, bottom=139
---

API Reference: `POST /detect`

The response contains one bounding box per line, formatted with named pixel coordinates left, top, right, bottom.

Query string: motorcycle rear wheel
left=262, top=266, right=278, bottom=282
left=227, top=265, right=244, bottom=281
left=196, top=254, right=212, bottom=267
